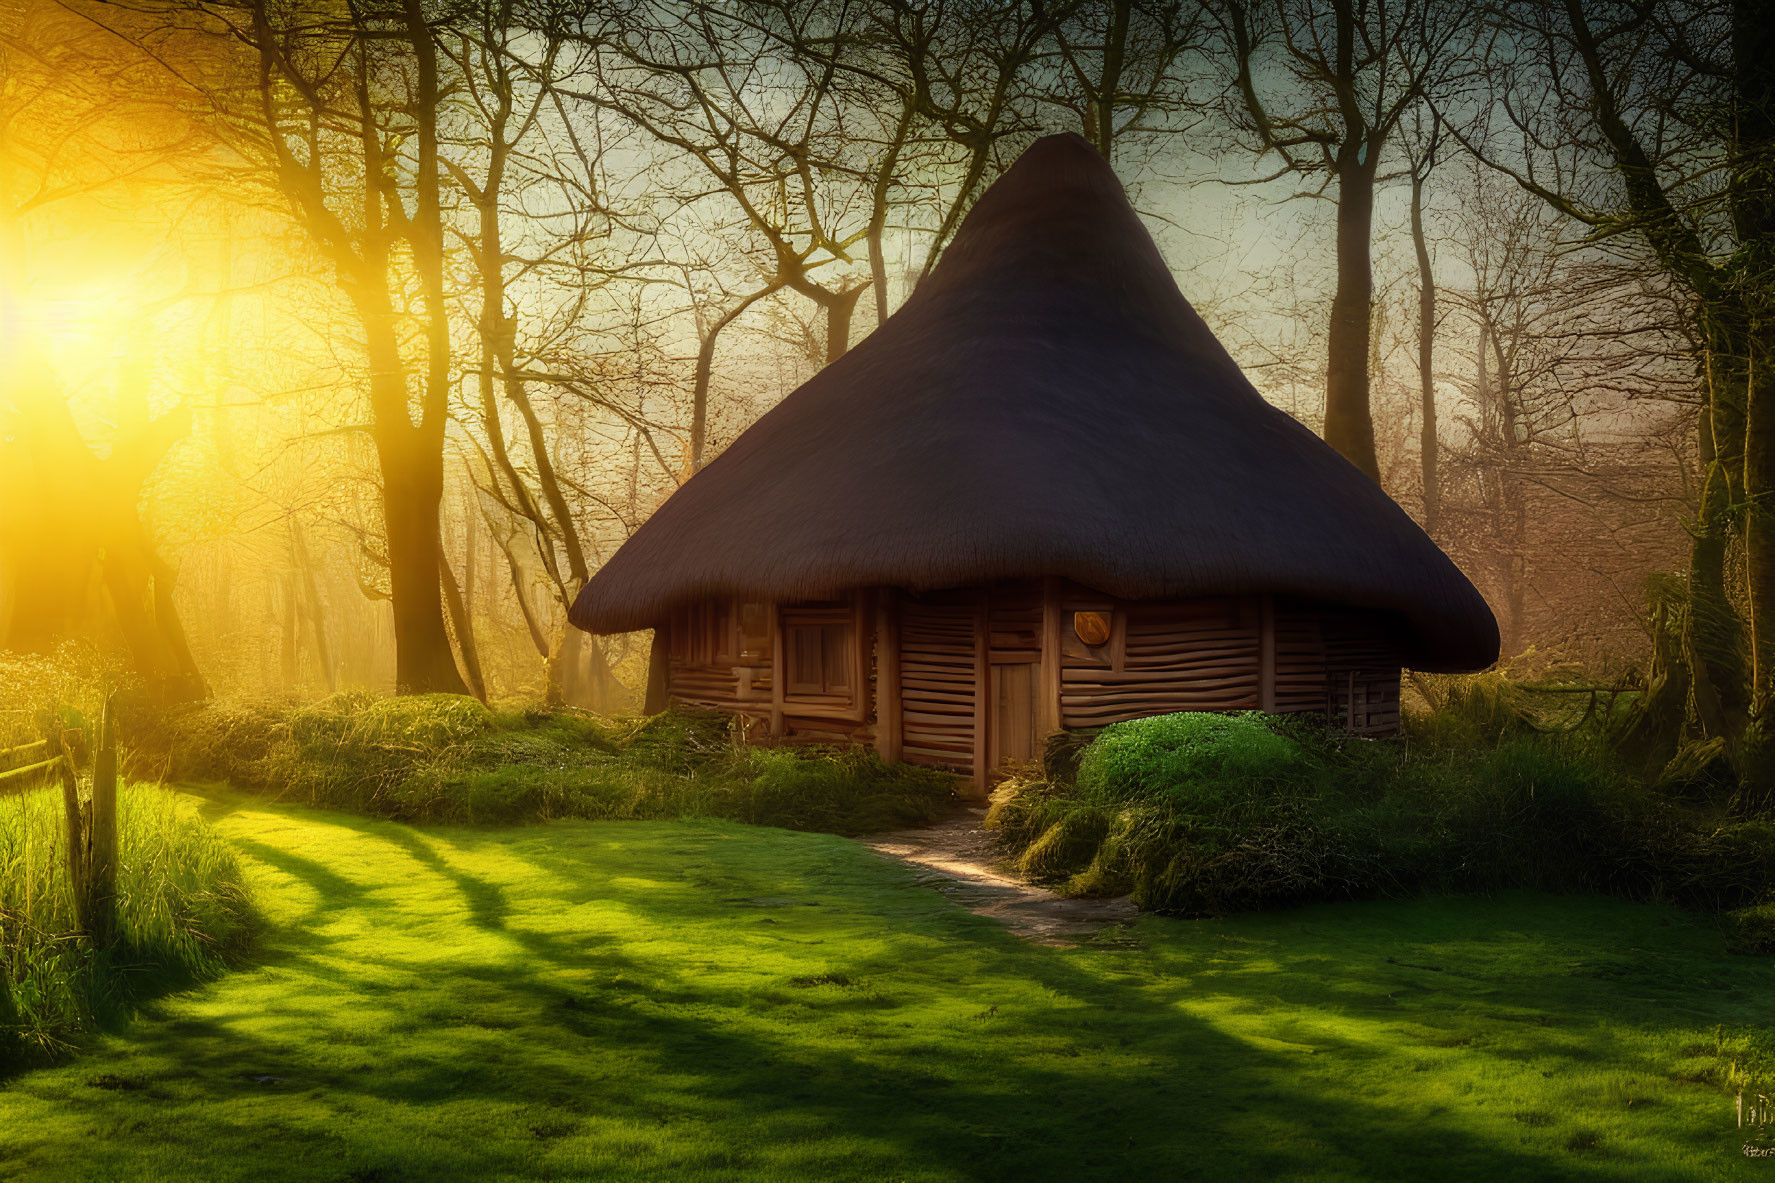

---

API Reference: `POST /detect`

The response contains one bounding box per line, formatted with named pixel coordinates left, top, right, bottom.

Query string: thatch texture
left=573, top=133, right=1498, bottom=672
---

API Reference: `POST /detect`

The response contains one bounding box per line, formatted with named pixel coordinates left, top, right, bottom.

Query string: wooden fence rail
left=0, top=739, right=57, bottom=796
left=1, top=698, right=119, bottom=945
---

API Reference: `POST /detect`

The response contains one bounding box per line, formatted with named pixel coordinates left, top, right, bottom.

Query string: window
left=786, top=622, right=853, bottom=697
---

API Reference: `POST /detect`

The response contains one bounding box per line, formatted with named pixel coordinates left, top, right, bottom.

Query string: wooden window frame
left=785, top=621, right=853, bottom=698
left=776, top=595, right=870, bottom=721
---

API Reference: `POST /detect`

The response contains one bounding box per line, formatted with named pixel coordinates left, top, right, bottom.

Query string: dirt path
left=864, top=805, right=1137, bottom=944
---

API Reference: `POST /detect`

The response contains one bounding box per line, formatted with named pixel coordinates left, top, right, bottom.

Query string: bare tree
left=1204, top=0, right=1478, bottom=482
left=1045, top=0, right=1205, bottom=163
left=119, top=1, right=475, bottom=693
left=1403, top=108, right=1443, bottom=533
left=1468, top=0, right=1775, bottom=751
left=1439, top=166, right=1695, bottom=672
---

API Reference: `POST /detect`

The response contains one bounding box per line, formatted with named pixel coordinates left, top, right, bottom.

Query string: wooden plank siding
left=659, top=584, right=1407, bottom=768
left=1320, top=609, right=1403, bottom=735
left=897, top=594, right=980, bottom=775
left=1060, top=595, right=1261, bottom=727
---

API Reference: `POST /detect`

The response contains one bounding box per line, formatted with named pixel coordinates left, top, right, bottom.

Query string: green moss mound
left=1077, top=710, right=1310, bottom=803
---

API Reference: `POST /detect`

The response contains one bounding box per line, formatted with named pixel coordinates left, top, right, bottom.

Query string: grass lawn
left=0, top=787, right=1770, bottom=1181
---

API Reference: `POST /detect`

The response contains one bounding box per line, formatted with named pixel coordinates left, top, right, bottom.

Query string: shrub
left=142, top=696, right=958, bottom=835
left=1721, top=903, right=1775, bottom=956
left=1076, top=711, right=1309, bottom=804
left=1406, top=671, right=1535, bottom=750
left=989, top=707, right=1775, bottom=926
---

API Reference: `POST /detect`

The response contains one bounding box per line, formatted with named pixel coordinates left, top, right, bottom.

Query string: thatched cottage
left=571, top=133, right=1498, bottom=786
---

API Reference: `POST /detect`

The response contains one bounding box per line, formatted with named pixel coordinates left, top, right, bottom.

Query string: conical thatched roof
left=573, top=133, right=1498, bottom=672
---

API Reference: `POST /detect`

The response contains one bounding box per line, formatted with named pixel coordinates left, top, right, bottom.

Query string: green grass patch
left=142, top=693, right=958, bottom=834
left=0, top=790, right=1768, bottom=1179
left=0, top=785, right=257, bottom=1070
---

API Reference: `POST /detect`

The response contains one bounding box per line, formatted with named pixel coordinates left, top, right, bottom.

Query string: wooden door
left=991, top=662, right=1038, bottom=767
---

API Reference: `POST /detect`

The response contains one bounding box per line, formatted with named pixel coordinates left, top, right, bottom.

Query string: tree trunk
left=1735, top=0, right=1775, bottom=718
left=1614, top=582, right=1689, bottom=770
left=1326, top=155, right=1381, bottom=482
left=824, top=286, right=865, bottom=364
left=290, top=520, right=335, bottom=693
left=146, top=555, right=208, bottom=702
left=375, top=414, right=469, bottom=695
left=491, top=522, right=551, bottom=661
left=2, top=368, right=205, bottom=700
left=1748, top=322, right=1775, bottom=719
left=546, top=624, right=581, bottom=707
left=1411, top=169, right=1438, bottom=533
left=280, top=572, right=299, bottom=689
left=1090, top=0, right=1132, bottom=157
left=440, top=551, right=488, bottom=703
left=1688, top=417, right=1748, bottom=738
left=383, top=0, right=470, bottom=698
left=1503, top=552, right=1526, bottom=658
left=688, top=285, right=780, bottom=473
left=868, top=102, right=916, bottom=328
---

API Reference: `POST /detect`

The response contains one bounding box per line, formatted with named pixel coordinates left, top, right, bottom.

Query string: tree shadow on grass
left=0, top=804, right=1736, bottom=1182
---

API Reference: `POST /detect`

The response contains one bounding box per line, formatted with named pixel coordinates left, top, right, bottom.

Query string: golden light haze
left=0, top=0, right=1696, bottom=706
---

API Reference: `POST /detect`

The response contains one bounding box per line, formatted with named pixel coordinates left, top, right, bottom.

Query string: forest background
left=2, top=0, right=1762, bottom=776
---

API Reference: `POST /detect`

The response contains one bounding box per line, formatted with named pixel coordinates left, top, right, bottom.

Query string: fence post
left=54, top=731, right=88, bottom=935
left=89, top=696, right=118, bottom=947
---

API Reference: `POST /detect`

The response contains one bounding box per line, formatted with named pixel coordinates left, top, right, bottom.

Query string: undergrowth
left=138, top=692, right=959, bottom=834
left=0, top=785, right=257, bottom=1072
left=990, top=687, right=1775, bottom=946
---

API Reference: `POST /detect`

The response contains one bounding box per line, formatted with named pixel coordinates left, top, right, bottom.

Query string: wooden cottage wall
left=1316, top=606, right=1403, bottom=735
left=661, top=594, right=875, bottom=745
left=659, top=584, right=1408, bottom=776
left=1060, top=593, right=1263, bottom=728
left=1272, top=599, right=1402, bottom=733
left=1054, top=585, right=1404, bottom=736
left=896, top=593, right=979, bottom=775
left=772, top=598, right=874, bottom=746
left=660, top=600, right=772, bottom=720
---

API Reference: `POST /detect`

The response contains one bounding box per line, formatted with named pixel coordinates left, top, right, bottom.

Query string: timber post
left=1039, top=577, right=1063, bottom=742
left=875, top=589, right=902, bottom=763
left=53, top=730, right=89, bottom=935
left=0, top=700, right=120, bottom=946
left=853, top=589, right=873, bottom=728
left=1259, top=595, right=1277, bottom=713
left=769, top=604, right=785, bottom=738
left=972, top=590, right=990, bottom=794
